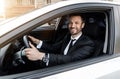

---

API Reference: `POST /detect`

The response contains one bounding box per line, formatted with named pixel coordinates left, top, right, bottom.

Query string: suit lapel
left=74, top=34, right=84, bottom=46
left=67, top=35, right=85, bottom=54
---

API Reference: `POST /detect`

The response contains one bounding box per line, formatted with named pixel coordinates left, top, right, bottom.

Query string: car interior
left=82, top=12, right=106, bottom=57
left=0, top=12, right=106, bottom=76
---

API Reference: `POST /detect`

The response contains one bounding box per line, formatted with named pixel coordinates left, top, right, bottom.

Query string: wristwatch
left=42, top=53, right=49, bottom=63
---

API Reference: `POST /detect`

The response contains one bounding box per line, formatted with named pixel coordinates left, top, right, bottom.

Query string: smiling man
left=24, top=13, right=95, bottom=67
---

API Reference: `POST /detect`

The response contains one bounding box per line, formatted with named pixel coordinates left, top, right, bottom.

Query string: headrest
left=83, top=17, right=105, bottom=40
left=88, top=17, right=96, bottom=23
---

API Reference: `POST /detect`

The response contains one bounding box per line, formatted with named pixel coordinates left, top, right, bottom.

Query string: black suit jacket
left=40, top=34, right=94, bottom=66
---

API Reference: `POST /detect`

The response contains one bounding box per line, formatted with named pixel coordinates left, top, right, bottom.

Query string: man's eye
left=75, top=22, right=78, bottom=24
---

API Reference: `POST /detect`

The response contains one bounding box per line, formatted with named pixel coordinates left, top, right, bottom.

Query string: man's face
left=68, top=16, right=84, bottom=35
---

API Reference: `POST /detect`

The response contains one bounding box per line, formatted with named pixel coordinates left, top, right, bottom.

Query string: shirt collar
left=71, top=32, right=82, bottom=41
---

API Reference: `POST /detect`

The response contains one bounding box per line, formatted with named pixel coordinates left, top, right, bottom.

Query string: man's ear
left=82, top=23, right=85, bottom=28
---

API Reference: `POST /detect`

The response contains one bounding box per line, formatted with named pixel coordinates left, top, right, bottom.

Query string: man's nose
left=71, top=23, right=75, bottom=27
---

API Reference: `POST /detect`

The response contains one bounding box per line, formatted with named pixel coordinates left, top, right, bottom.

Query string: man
left=24, top=14, right=95, bottom=66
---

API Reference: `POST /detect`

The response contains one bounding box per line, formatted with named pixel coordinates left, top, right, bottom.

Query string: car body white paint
left=42, top=56, right=120, bottom=79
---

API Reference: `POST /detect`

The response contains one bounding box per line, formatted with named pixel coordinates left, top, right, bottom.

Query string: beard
left=69, top=27, right=81, bottom=35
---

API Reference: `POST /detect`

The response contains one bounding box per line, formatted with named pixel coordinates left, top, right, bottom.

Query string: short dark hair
left=69, top=13, right=85, bottom=23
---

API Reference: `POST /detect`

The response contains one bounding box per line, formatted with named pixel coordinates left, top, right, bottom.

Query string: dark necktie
left=68, top=39, right=75, bottom=52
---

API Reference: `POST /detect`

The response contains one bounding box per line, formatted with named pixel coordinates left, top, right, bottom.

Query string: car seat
left=82, top=17, right=106, bottom=57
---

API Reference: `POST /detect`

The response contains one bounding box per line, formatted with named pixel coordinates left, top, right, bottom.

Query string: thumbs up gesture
left=24, top=42, right=45, bottom=61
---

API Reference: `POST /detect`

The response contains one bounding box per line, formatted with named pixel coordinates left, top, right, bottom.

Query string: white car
left=0, top=0, right=120, bottom=79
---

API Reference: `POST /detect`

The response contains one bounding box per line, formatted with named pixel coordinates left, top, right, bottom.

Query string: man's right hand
left=24, top=42, right=45, bottom=61
left=28, top=36, right=40, bottom=45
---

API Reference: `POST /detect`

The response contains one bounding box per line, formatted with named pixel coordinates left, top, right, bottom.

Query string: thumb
left=29, top=42, right=36, bottom=49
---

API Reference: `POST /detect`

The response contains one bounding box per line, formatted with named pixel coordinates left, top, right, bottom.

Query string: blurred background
left=0, top=0, right=119, bottom=22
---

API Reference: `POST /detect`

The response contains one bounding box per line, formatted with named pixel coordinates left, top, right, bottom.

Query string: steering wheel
left=23, top=35, right=30, bottom=48
left=12, top=35, right=31, bottom=66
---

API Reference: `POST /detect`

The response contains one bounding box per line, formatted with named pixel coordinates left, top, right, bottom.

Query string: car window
left=0, top=11, right=108, bottom=76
